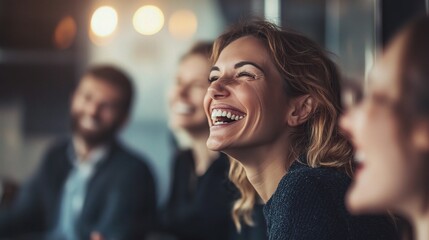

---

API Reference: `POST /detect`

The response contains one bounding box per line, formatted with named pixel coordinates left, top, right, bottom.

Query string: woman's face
left=203, top=36, right=289, bottom=153
left=169, top=54, right=210, bottom=133
left=340, top=35, right=422, bottom=214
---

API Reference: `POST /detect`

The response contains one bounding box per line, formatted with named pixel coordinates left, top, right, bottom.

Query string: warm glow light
left=133, top=5, right=164, bottom=35
left=53, top=16, right=77, bottom=49
left=168, top=10, right=197, bottom=39
left=91, top=6, right=118, bottom=37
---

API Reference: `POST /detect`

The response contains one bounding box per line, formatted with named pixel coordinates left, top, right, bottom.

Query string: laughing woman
left=341, top=17, right=429, bottom=240
left=203, top=20, right=398, bottom=240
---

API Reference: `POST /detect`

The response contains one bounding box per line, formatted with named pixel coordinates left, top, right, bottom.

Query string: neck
left=73, top=135, right=106, bottom=161
left=406, top=196, right=429, bottom=240
left=189, top=130, right=219, bottom=176
left=228, top=132, right=293, bottom=203
left=414, top=214, right=429, bottom=240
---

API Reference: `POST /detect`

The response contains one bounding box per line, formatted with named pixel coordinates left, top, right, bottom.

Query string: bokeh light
left=53, top=16, right=77, bottom=49
left=90, top=6, right=118, bottom=37
left=133, top=5, right=164, bottom=35
left=168, top=10, right=197, bottom=39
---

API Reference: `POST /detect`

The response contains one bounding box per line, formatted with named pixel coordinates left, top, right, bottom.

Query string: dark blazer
left=159, top=150, right=236, bottom=240
left=0, top=139, right=157, bottom=240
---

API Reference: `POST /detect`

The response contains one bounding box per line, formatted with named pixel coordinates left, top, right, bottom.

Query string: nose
left=207, top=80, right=230, bottom=99
left=177, top=84, right=189, bottom=98
left=339, top=109, right=354, bottom=139
left=84, top=101, right=100, bottom=117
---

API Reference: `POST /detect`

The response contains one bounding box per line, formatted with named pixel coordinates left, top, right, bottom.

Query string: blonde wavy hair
left=211, top=19, right=354, bottom=231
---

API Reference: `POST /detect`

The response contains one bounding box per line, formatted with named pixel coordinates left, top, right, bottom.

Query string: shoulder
left=282, top=162, right=351, bottom=197
left=38, top=138, right=70, bottom=167
left=266, top=162, right=351, bottom=223
left=111, top=142, right=150, bottom=165
left=264, top=163, right=350, bottom=239
left=171, top=149, right=194, bottom=170
left=108, top=141, right=154, bottom=177
left=44, top=138, right=69, bottom=157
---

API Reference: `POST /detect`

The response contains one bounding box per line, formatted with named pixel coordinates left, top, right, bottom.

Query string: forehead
left=77, top=75, right=123, bottom=101
left=217, top=36, right=270, bottom=64
left=178, top=54, right=210, bottom=75
left=368, top=35, right=406, bottom=98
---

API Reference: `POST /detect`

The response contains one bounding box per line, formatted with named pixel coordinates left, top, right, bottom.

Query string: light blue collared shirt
left=53, top=142, right=108, bottom=240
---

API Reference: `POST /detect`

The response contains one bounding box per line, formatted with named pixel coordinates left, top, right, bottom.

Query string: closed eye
left=208, top=76, right=219, bottom=83
left=236, top=71, right=256, bottom=79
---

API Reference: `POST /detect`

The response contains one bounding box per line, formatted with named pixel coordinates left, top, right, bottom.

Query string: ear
left=286, top=95, right=315, bottom=127
left=412, top=120, right=429, bottom=151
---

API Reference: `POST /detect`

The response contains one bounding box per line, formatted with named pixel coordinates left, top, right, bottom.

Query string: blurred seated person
left=0, top=65, right=156, bottom=240
left=159, top=41, right=235, bottom=240
left=158, top=42, right=267, bottom=240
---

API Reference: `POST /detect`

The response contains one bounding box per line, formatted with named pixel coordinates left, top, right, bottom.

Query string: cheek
left=190, top=89, right=206, bottom=107
left=167, top=88, right=178, bottom=106
left=354, top=107, right=396, bottom=151
left=71, top=96, right=84, bottom=113
left=203, top=94, right=211, bottom=117
left=348, top=110, right=412, bottom=213
left=236, top=83, right=265, bottom=112
left=347, top=154, right=412, bottom=213
left=100, top=109, right=120, bottom=125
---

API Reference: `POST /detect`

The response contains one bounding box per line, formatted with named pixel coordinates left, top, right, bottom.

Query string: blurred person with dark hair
left=341, top=16, right=429, bottom=240
left=0, top=65, right=156, bottom=240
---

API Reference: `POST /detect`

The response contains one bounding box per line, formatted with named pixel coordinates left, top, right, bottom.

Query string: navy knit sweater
left=263, top=160, right=398, bottom=240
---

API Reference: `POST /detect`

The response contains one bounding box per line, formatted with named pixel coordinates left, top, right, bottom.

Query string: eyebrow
left=210, top=66, right=220, bottom=72
left=234, top=61, right=264, bottom=73
left=210, top=61, right=265, bottom=74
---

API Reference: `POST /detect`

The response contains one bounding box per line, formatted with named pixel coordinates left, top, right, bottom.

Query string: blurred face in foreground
left=341, top=33, right=429, bottom=216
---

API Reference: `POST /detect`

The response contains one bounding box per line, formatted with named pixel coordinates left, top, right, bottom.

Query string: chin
left=346, top=189, right=386, bottom=215
left=206, top=138, right=228, bottom=151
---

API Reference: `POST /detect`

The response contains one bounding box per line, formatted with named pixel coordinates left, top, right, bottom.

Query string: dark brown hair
left=397, top=16, right=429, bottom=124
left=84, top=65, right=134, bottom=117
left=181, top=41, right=214, bottom=61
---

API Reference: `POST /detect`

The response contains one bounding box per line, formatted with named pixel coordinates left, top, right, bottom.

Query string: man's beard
left=70, top=113, right=121, bottom=147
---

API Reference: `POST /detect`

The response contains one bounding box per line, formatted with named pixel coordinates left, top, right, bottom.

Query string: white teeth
left=81, top=117, right=98, bottom=130
left=173, top=102, right=193, bottom=114
left=210, top=108, right=246, bottom=125
left=212, top=109, right=221, bottom=119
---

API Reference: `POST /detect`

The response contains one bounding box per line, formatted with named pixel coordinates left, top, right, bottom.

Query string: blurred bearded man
left=0, top=65, right=156, bottom=240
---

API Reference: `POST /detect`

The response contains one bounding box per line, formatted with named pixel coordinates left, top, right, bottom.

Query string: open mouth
left=354, top=150, right=365, bottom=174
left=210, top=108, right=246, bottom=126
left=172, top=102, right=194, bottom=115
left=80, top=116, right=100, bottom=131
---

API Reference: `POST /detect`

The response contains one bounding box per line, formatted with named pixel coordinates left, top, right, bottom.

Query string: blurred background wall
left=0, top=0, right=427, bottom=205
